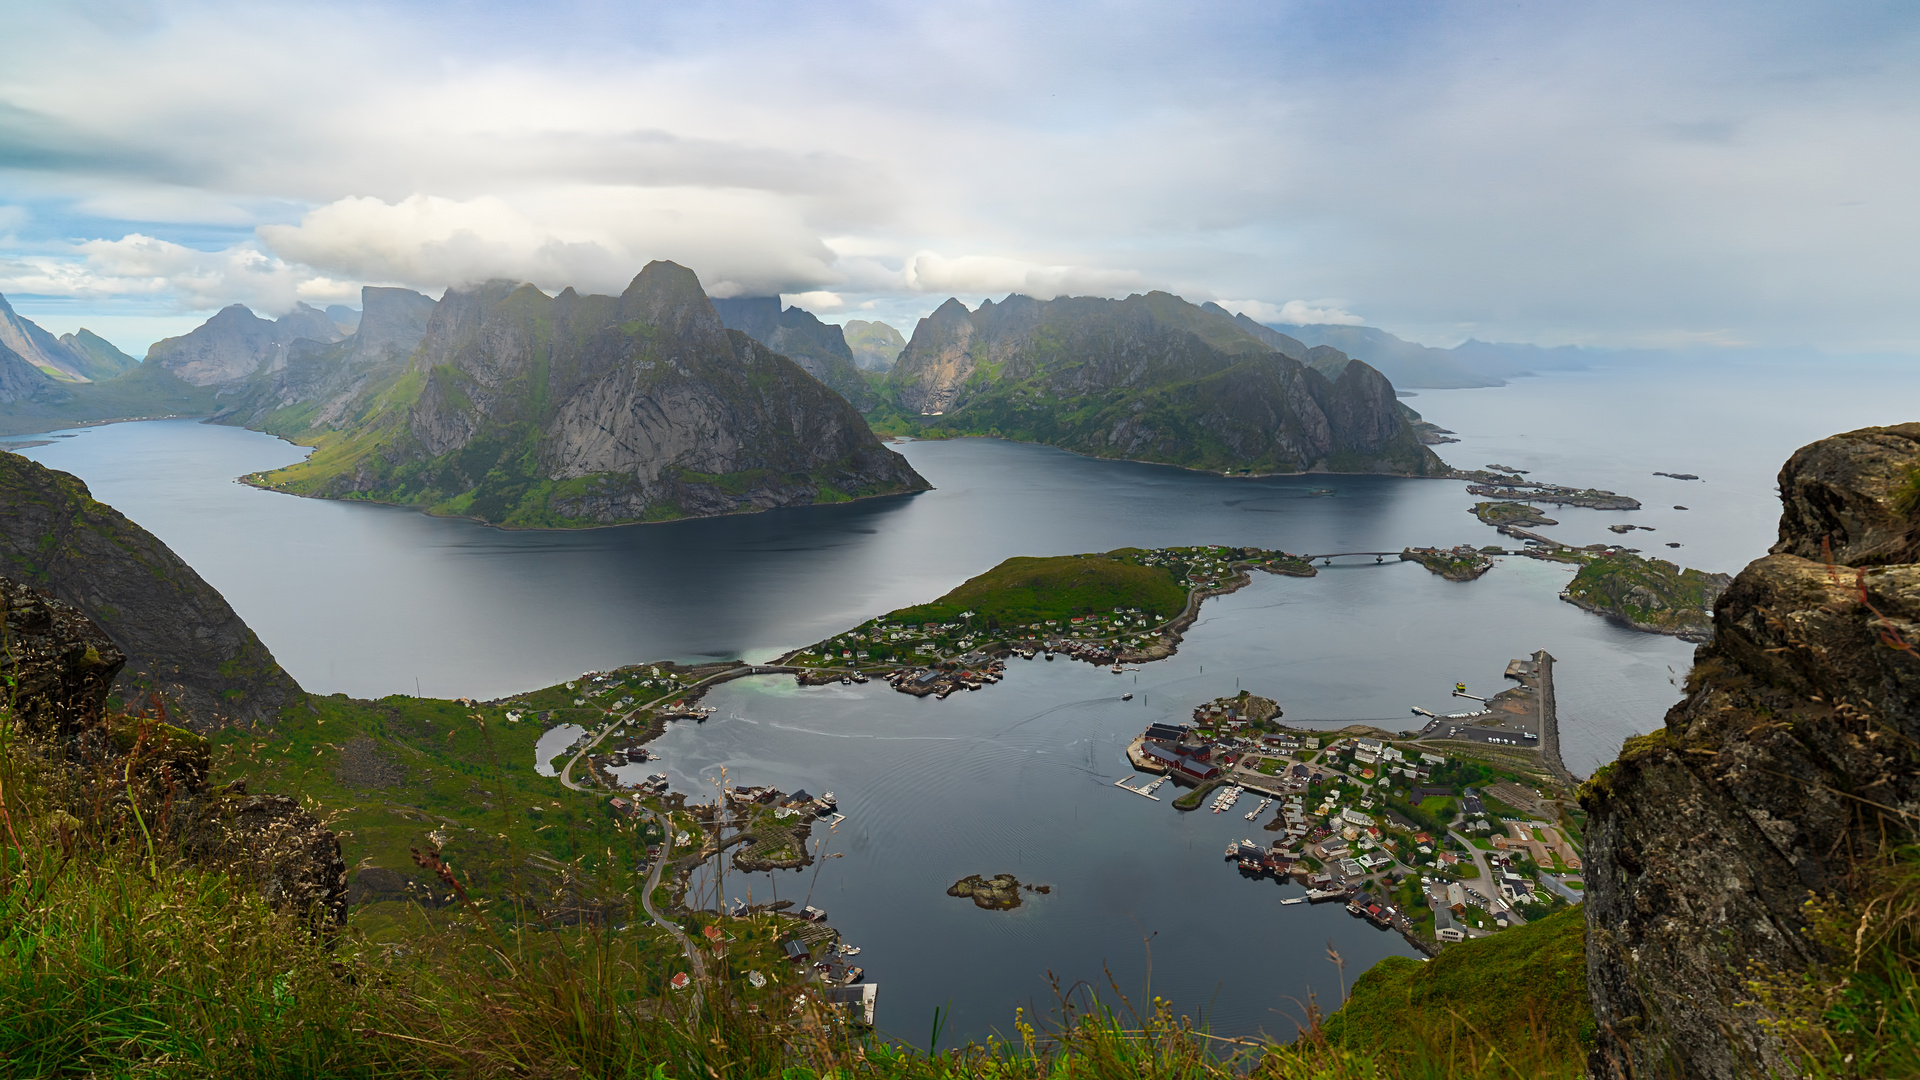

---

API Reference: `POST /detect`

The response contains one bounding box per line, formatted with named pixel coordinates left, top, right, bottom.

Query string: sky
left=2, top=0, right=1918, bottom=356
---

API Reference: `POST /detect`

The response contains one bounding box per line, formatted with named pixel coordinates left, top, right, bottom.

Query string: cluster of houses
left=885, top=657, right=1007, bottom=698
left=1136, top=722, right=1225, bottom=783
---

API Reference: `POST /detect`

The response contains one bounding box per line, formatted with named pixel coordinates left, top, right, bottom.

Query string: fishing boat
left=1111, top=664, right=1123, bottom=674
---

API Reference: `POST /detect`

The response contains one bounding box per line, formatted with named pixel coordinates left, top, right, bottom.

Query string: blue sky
left=2, top=0, right=1918, bottom=355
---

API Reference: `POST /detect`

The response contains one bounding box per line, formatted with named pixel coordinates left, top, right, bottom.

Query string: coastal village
left=464, top=538, right=1604, bottom=1028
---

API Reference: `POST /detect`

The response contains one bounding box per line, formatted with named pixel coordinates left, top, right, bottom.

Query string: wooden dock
left=1114, top=777, right=1162, bottom=801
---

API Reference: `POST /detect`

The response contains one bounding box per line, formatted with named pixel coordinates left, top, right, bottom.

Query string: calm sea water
left=15, top=356, right=1919, bottom=1040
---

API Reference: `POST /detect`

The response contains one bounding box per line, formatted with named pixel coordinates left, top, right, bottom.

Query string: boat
left=1044, top=651, right=1054, bottom=661
left=1310, top=488, right=1336, bottom=496
left=817, top=792, right=838, bottom=810
left=1111, top=664, right=1123, bottom=674
left=841, top=675, right=852, bottom=685
left=852, top=672, right=870, bottom=684
left=1121, top=692, right=1134, bottom=701
left=836, top=944, right=861, bottom=956
left=1280, top=897, right=1306, bottom=906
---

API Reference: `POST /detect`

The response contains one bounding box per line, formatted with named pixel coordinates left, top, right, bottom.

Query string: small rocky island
left=947, top=873, right=1047, bottom=910
left=1561, top=551, right=1731, bottom=642
left=1401, top=545, right=1494, bottom=581
left=1470, top=501, right=1558, bottom=528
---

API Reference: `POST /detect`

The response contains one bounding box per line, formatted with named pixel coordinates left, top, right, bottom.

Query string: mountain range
left=0, top=278, right=1590, bottom=495
left=879, top=292, right=1446, bottom=476
left=250, top=262, right=927, bottom=527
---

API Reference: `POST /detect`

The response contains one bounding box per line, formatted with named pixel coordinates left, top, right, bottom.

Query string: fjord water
left=17, top=356, right=1920, bottom=1040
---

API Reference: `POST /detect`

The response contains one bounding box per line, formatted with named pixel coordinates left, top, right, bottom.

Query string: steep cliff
left=883, top=292, right=1445, bottom=476
left=209, top=286, right=437, bottom=437
left=0, top=451, right=303, bottom=729
left=1581, top=422, right=1920, bottom=1079
left=712, top=296, right=874, bottom=408
left=0, top=292, right=97, bottom=383
left=253, top=262, right=927, bottom=527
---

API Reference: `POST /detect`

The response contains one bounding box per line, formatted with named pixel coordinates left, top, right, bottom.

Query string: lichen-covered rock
left=0, top=455, right=303, bottom=730
left=1, top=573, right=344, bottom=930
left=1771, top=421, right=1920, bottom=567
left=179, top=788, right=349, bottom=929
left=1582, top=424, right=1920, bottom=1079
left=0, top=577, right=123, bottom=736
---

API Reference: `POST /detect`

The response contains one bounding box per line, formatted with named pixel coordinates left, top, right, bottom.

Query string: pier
left=1535, top=650, right=1575, bottom=784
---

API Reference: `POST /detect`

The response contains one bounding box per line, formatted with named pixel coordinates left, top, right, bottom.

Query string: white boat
left=1121, top=692, right=1134, bottom=701
left=1280, top=897, right=1306, bottom=906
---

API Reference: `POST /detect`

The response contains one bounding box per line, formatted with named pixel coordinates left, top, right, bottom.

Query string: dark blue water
left=19, top=357, right=1918, bottom=1042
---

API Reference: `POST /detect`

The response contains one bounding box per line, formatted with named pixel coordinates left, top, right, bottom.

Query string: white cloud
left=783, top=290, right=844, bottom=311
left=1214, top=299, right=1364, bottom=326
left=258, top=190, right=841, bottom=299
left=898, top=252, right=1149, bottom=301
left=3, top=2, right=1920, bottom=348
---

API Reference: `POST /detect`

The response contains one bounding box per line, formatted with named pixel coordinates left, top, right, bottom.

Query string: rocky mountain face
left=712, top=296, right=874, bottom=409
left=884, top=292, right=1446, bottom=476
left=210, top=286, right=437, bottom=436
left=55, top=329, right=138, bottom=380
left=0, top=292, right=98, bottom=383
left=0, top=450, right=303, bottom=730
left=1581, top=423, right=1920, bottom=1078
left=147, top=301, right=347, bottom=386
left=256, top=262, right=927, bottom=527
left=843, top=318, right=906, bottom=371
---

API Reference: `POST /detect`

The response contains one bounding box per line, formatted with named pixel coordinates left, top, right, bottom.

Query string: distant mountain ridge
left=1265, top=321, right=1601, bottom=389
left=711, top=297, right=874, bottom=409
left=842, top=319, right=906, bottom=371
left=879, top=291, right=1446, bottom=476
left=251, top=262, right=927, bottom=527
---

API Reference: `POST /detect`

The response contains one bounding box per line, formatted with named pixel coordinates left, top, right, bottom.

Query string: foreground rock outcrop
left=2, top=578, right=345, bottom=928
left=0, top=451, right=303, bottom=729
left=1581, top=423, right=1920, bottom=1079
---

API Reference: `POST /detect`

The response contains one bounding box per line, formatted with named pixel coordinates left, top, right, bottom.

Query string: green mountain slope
left=0, top=451, right=302, bottom=728
left=879, top=292, right=1446, bottom=476
left=843, top=318, right=907, bottom=371
left=253, top=262, right=928, bottom=527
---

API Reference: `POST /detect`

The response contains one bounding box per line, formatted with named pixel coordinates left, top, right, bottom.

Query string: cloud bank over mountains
left=2, top=0, right=1919, bottom=352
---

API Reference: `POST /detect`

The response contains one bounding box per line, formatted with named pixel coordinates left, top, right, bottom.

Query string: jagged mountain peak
left=619, top=260, right=727, bottom=345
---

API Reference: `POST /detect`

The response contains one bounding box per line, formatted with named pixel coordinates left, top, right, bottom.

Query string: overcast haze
left=2, top=0, right=1918, bottom=355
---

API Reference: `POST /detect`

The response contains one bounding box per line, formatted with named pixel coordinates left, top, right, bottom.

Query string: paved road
left=558, top=663, right=785, bottom=791
left=642, top=809, right=705, bottom=981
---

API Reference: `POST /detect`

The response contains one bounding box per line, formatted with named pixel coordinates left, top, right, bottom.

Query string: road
left=558, top=663, right=795, bottom=791
left=641, top=809, right=705, bottom=982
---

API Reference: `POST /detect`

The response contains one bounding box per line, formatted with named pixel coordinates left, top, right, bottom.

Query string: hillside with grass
left=1320, top=907, right=1591, bottom=1076
left=885, top=549, right=1190, bottom=627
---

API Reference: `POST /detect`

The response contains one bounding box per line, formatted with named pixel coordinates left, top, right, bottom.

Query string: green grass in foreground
left=1324, top=906, right=1591, bottom=1076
